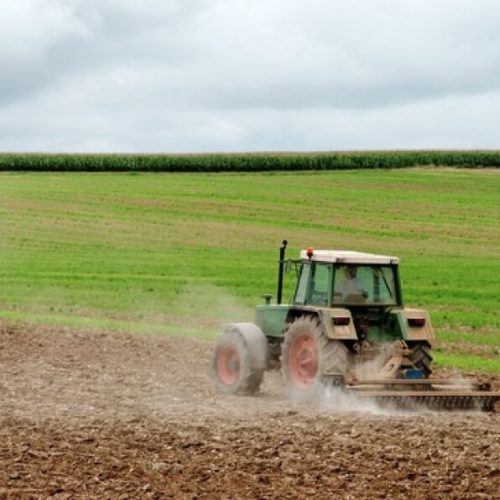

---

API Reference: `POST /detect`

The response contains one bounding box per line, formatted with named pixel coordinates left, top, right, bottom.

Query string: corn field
left=0, top=151, right=500, bottom=172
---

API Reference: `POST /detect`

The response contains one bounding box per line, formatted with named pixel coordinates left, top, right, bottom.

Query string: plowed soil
left=1, top=323, right=499, bottom=499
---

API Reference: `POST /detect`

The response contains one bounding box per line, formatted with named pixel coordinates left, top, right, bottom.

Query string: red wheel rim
left=216, top=346, right=240, bottom=385
left=288, top=333, right=318, bottom=388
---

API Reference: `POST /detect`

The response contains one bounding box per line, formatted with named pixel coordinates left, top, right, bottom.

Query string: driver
left=335, top=266, right=367, bottom=300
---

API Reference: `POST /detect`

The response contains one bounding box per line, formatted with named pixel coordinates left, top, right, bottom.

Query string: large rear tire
left=409, top=342, right=433, bottom=378
left=211, top=323, right=269, bottom=395
left=281, top=316, right=350, bottom=397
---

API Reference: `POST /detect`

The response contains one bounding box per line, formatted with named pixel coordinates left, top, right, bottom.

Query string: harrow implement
left=322, top=376, right=500, bottom=412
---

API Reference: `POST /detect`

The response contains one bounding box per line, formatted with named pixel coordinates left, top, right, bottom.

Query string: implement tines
left=367, top=393, right=498, bottom=411
left=350, top=379, right=500, bottom=412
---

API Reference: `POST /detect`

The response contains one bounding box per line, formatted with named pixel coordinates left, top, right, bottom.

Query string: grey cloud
left=1, top=0, right=500, bottom=151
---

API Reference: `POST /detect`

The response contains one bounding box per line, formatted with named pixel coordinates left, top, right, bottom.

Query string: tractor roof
left=300, top=250, right=400, bottom=265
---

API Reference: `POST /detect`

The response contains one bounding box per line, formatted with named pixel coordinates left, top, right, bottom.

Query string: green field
left=0, top=168, right=498, bottom=371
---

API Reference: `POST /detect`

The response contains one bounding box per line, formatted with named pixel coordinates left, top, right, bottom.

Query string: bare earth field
left=1, top=324, right=499, bottom=499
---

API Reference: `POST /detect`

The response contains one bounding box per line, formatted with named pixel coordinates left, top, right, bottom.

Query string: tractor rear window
left=333, top=265, right=397, bottom=305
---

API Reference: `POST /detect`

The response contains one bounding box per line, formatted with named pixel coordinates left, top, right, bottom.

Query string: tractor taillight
left=408, top=318, right=426, bottom=328
left=334, top=317, right=350, bottom=326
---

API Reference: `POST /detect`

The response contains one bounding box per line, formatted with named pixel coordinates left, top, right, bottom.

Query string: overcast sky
left=1, top=0, right=500, bottom=152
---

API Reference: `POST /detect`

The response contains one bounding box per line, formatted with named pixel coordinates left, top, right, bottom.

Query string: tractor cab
left=293, top=250, right=402, bottom=308
left=287, top=249, right=405, bottom=346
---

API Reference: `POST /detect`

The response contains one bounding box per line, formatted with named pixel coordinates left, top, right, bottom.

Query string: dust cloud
left=286, top=381, right=394, bottom=416
left=168, top=283, right=254, bottom=337
left=352, top=342, right=398, bottom=380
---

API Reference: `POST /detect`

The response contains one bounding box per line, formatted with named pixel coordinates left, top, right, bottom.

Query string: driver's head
left=347, top=266, right=357, bottom=279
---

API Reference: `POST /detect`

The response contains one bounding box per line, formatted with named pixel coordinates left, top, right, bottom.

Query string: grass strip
left=433, top=352, right=500, bottom=373
left=0, top=310, right=217, bottom=341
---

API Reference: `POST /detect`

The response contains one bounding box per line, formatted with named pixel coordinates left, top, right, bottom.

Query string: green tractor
left=211, top=241, right=434, bottom=397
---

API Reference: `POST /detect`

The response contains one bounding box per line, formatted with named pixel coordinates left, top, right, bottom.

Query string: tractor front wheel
left=211, top=323, right=269, bottom=395
left=281, top=316, right=350, bottom=397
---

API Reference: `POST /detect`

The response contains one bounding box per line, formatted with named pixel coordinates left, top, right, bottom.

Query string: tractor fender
left=394, top=308, right=435, bottom=343
left=285, top=307, right=357, bottom=340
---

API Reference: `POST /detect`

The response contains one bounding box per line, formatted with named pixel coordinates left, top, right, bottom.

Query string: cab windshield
left=333, top=264, right=397, bottom=305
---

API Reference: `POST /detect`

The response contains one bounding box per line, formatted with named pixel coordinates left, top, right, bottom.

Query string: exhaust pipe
left=277, top=240, right=288, bottom=304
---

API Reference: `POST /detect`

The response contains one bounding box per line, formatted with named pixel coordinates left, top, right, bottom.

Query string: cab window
left=309, top=263, right=332, bottom=305
left=294, top=262, right=310, bottom=304
left=333, top=264, right=397, bottom=305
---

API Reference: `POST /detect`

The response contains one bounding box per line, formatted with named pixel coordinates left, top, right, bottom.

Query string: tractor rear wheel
left=281, top=316, right=350, bottom=397
left=409, top=342, right=433, bottom=378
left=211, top=323, right=269, bottom=395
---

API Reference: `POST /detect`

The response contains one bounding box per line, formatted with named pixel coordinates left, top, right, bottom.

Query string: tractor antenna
left=277, top=240, right=288, bottom=304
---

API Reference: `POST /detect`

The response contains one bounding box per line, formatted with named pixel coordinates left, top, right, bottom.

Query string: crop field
left=2, top=151, right=500, bottom=172
left=1, top=167, right=499, bottom=497
left=0, top=168, right=498, bottom=371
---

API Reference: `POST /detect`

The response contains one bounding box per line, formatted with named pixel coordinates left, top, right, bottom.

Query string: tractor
left=211, top=242, right=499, bottom=411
